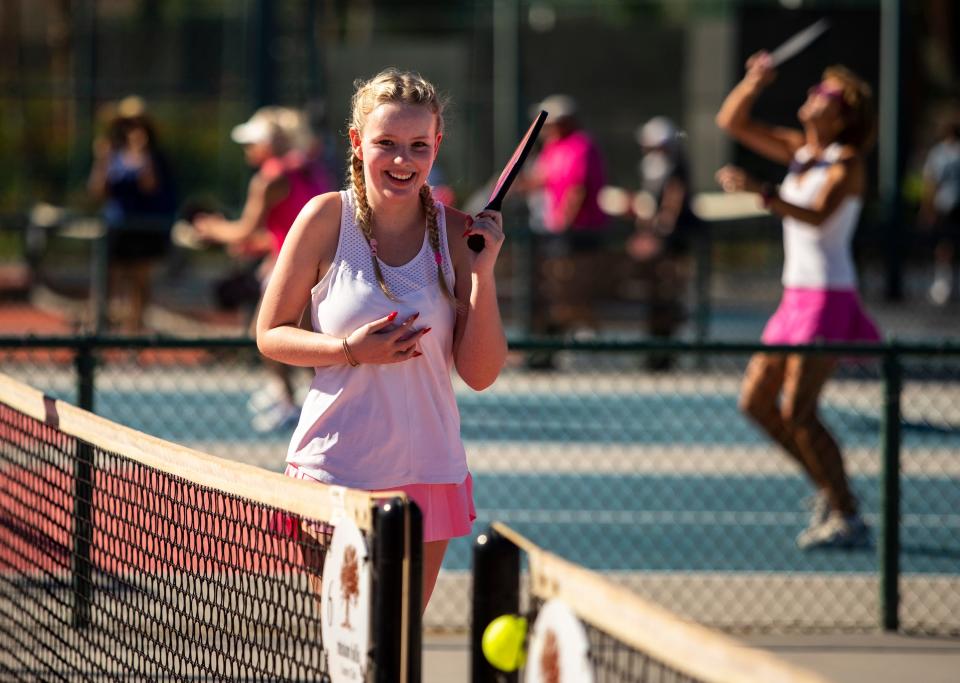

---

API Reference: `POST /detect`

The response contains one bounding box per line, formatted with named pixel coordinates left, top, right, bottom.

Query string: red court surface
left=0, top=462, right=306, bottom=577
left=0, top=304, right=73, bottom=336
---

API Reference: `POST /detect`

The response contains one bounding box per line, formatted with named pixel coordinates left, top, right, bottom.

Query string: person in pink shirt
left=525, top=95, right=608, bottom=367
left=533, top=95, right=608, bottom=234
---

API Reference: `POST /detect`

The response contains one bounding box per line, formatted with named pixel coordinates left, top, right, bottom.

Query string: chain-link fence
left=1, top=336, right=957, bottom=637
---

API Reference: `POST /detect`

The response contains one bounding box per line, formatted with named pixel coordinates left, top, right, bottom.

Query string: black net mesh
left=527, top=592, right=705, bottom=683
left=0, top=400, right=337, bottom=681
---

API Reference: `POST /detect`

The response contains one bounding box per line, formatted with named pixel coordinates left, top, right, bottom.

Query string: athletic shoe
left=802, top=491, right=831, bottom=528
left=796, top=511, right=870, bottom=550
left=251, top=402, right=300, bottom=433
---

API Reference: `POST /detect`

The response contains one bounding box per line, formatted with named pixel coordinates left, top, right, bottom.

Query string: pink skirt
left=284, top=464, right=476, bottom=543
left=761, top=288, right=881, bottom=345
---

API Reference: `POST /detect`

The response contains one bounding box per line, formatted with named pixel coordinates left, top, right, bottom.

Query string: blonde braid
left=419, top=184, right=458, bottom=306
left=350, top=152, right=398, bottom=302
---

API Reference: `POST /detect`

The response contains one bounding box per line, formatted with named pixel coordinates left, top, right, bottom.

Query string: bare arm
left=716, top=156, right=863, bottom=228
left=769, top=159, right=863, bottom=226
left=448, top=207, right=508, bottom=391
left=256, top=193, right=341, bottom=366
left=653, top=177, right=686, bottom=234
left=715, top=51, right=804, bottom=166
left=134, top=154, right=160, bottom=195
left=195, top=172, right=290, bottom=244
left=558, top=185, right=586, bottom=230
left=513, top=167, right=545, bottom=193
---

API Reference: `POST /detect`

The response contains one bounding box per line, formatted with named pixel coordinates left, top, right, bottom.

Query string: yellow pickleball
left=482, top=614, right=528, bottom=672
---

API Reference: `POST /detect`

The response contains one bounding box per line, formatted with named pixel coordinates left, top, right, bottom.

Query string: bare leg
left=781, top=354, right=858, bottom=516
left=298, top=520, right=329, bottom=604
left=422, top=540, right=449, bottom=614
left=126, top=260, right=153, bottom=333
left=739, top=353, right=829, bottom=489
left=107, top=263, right=128, bottom=331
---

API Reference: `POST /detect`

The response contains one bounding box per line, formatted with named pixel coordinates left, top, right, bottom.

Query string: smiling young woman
left=255, top=69, right=508, bottom=612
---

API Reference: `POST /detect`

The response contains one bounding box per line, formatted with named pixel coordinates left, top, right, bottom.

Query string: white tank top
left=286, top=189, right=466, bottom=489
left=779, top=143, right=862, bottom=289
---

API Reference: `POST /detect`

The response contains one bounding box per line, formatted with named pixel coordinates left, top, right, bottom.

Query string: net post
left=407, top=501, right=423, bottom=683
left=371, top=497, right=422, bottom=683
left=471, top=526, right=520, bottom=683
left=880, top=348, right=902, bottom=631
left=75, top=337, right=96, bottom=412
left=71, top=440, right=94, bottom=629
left=72, top=342, right=96, bottom=628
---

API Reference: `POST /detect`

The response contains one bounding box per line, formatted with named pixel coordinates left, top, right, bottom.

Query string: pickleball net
left=0, top=372, right=422, bottom=681
left=473, top=522, right=834, bottom=683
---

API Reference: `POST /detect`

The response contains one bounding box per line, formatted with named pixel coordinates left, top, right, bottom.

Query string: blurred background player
left=715, top=54, right=880, bottom=549
left=523, top=94, right=608, bottom=368
left=628, top=116, right=702, bottom=370
left=87, top=96, right=177, bottom=333
left=918, top=116, right=960, bottom=305
left=195, top=106, right=334, bottom=432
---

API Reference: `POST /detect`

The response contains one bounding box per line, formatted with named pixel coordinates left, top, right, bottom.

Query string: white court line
left=176, top=441, right=960, bottom=477
left=484, top=508, right=960, bottom=528
left=465, top=443, right=960, bottom=476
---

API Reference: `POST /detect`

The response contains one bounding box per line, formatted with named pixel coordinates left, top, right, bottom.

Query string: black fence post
left=71, top=338, right=96, bottom=628
left=693, top=224, right=712, bottom=345
left=472, top=527, right=521, bottom=683
left=371, top=497, right=422, bottom=683
left=407, top=502, right=423, bottom=683
left=880, top=349, right=902, bottom=631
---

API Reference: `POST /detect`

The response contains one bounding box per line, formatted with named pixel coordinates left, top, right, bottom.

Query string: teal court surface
left=19, top=368, right=959, bottom=574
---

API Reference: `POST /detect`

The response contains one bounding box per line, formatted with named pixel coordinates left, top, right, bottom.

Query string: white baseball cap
left=637, top=116, right=678, bottom=148
left=531, top=94, right=578, bottom=121
left=231, top=106, right=309, bottom=152
left=230, top=113, right=275, bottom=145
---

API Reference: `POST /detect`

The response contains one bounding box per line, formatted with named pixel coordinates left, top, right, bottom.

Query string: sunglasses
left=808, top=83, right=850, bottom=109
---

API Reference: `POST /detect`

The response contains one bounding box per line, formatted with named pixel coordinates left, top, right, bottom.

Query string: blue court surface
left=43, top=383, right=960, bottom=577
left=444, top=473, right=960, bottom=574
left=69, top=388, right=960, bottom=448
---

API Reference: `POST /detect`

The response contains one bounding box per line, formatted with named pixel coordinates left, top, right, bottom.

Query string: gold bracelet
left=342, top=337, right=360, bottom=367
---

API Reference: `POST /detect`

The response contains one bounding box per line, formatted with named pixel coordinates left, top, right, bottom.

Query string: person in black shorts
left=88, top=97, right=177, bottom=332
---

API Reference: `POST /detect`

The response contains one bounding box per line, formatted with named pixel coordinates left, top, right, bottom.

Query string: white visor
left=230, top=119, right=273, bottom=145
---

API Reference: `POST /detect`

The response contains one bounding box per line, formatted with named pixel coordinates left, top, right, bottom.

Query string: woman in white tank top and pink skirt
left=255, top=70, right=508, bottom=611
left=715, top=54, right=880, bottom=549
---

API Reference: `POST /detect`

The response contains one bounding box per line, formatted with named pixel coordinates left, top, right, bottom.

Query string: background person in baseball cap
left=627, top=116, right=702, bottom=370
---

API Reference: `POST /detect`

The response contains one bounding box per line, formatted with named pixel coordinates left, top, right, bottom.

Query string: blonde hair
left=348, top=68, right=455, bottom=305
left=823, top=65, right=876, bottom=153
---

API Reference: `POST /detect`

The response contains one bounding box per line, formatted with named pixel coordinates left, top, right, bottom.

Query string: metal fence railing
left=1, top=335, right=958, bottom=636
